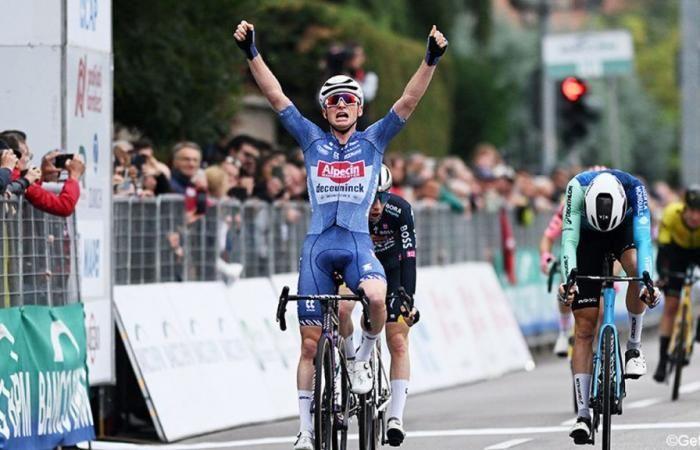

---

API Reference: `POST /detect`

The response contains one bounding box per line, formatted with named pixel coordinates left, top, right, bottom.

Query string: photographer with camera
left=1, top=130, right=84, bottom=217
left=0, top=135, right=43, bottom=196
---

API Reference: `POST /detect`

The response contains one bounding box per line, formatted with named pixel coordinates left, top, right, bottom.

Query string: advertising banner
left=114, top=263, right=531, bottom=441
left=0, top=304, right=95, bottom=450
left=65, top=46, right=114, bottom=384
left=66, top=0, right=112, bottom=52
left=0, top=47, right=62, bottom=155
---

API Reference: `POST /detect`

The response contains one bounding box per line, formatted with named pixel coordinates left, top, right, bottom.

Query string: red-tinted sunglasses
left=324, top=93, right=360, bottom=107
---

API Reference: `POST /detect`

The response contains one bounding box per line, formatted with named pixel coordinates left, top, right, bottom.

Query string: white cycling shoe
left=625, top=348, right=647, bottom=379
left=386, top=417, right=406, bottom=447
left=553, top=331, right=569, bottom=358
left=569, top=416, right=592, bottom=445
left=350, top=360, right=373, bottom=394
left=293, top=431, right=314, bottom=450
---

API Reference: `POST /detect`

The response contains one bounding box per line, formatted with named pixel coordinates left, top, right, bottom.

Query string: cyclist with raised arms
left=558, top=169, right=660, bottom=444
left=340, top=164, right=418, bottom=446
left=233, top=20, right=447, bottom=450
left=653, top=185, right=700, bottom=382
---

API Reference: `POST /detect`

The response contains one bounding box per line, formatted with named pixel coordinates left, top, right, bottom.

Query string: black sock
left=659, top=336, right=670, bottom=363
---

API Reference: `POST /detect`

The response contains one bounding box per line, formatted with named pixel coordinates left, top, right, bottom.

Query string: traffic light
left=557, top=77, right=599, bottom=147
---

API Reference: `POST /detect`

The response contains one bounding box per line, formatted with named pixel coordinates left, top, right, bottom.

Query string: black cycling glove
left=236, top=28, right=259, bottom=60
left=425, top=35, right=447, bottom=66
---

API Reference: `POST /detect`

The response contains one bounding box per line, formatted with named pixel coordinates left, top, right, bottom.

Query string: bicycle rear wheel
left=358, top=354, right=377, bottom=450
left=601, top=327, right=614, bottom=450
left=672, top=304, right=688, bottom=401
left=334, top=345, right=349, bottom=450
left=315, top=336, right=335, bottom=450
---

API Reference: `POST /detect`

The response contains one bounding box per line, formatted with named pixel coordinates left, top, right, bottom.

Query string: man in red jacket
left=1, top=130, right=84, bottom=217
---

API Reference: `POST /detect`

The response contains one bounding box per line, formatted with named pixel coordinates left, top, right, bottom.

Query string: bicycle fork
left=590, top=287, right=626, bottom=416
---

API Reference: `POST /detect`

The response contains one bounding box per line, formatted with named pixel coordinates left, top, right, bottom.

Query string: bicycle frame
left=564, top=254, right=655, bottom=448
left=590, top=278, right=625, bottom=408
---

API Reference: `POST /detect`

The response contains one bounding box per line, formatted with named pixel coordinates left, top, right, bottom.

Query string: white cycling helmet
left=318, top=75, right=364, bottom=108
left=377, top=164, right=393, bottom=193
left=584, top=172, right=627, bottom=232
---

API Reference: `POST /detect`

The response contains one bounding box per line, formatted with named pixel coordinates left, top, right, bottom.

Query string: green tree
left=253, top=0, right=455, bottom=155
left=114, top=0, right=254, bottom=148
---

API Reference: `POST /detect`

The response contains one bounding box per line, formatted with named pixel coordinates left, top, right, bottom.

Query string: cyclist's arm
left=560, top=178, right=584, bottom=280
left=234, top=21, right=291, bottom=112
left=629, top=182, right=654, bottom=277
left=247, top=56, right=292, bottom=112
left=398, top=205, right=417, bottom=296
left=392, top=26, right=447, bottom=120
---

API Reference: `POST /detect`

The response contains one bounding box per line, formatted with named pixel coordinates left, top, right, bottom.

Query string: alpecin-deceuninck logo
left=317, top=161, right=365, bottom=184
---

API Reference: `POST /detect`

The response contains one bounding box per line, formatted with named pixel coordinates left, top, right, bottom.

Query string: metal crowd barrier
left=0, top=198, right=80, bottom=307
left=112, top=196, right=552, bottom=285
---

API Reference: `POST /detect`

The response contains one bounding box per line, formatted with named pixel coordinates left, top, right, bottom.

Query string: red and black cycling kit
left=369, top=193, right=416, bottom=322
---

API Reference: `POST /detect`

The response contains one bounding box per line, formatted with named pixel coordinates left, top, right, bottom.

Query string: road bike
left=564, top=253, right=655, bottom=450
left=276, top=287, right=371, bottom=450
left=357, top=288, right=415, bottom=450
left=664, top=264, right=699, bottom=401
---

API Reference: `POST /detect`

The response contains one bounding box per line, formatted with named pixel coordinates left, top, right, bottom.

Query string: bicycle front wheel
left=672, top=304, right=688, bottom=401
left=314, top=336, right=334, bottom=450
left=601, top=327, right=614, bottom=450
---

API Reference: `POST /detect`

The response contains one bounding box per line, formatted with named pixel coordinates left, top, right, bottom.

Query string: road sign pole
left=681, top=0, right=700, bottom=185
left=607, top=77, right=622, bottom=168
left=540, top=0, right=557, bottom=174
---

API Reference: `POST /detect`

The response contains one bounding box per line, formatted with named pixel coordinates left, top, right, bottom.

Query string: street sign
left=543, top=30, right=634, bottom=79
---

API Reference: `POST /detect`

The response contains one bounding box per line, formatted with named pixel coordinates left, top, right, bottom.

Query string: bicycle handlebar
left=388, top=287, right=420, bottom=325
left=565, top=269, right=656, bottom=307
left=276, top=286, right=372, bottom=331
left=547, top=261, right=560, bottom=293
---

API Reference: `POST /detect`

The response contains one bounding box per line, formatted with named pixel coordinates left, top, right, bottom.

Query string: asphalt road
left=171, top=335, right=700, bottom=450
left=82, top=334, right=700, bottom=450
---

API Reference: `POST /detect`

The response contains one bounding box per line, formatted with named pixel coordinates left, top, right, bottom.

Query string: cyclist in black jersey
left=340, top=164, right=418, bottom=447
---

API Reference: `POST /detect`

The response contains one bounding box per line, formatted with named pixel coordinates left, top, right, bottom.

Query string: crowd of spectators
left=113, top=133, right=680, bottom=223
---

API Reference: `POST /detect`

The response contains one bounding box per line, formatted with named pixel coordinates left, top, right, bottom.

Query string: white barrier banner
left=114, top=264, right=532, bottom=441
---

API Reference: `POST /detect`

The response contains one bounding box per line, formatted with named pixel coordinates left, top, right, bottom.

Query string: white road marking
left=76, top=422, right=700, bottom=449
left=627, top=397, right=662, bottom=409
left=560, top=417, right=577, bottom=426
left=484, top=438, right=533, bottom=449
left=680, top=380, right=700, bottom=394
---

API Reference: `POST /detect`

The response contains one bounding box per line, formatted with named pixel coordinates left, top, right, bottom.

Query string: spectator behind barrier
left=0, top=138, right=39, bottom=195
left=1, top=130, right=83, bottom=216
left=170, top=141, right=208, bottom=221
left=225, top=135, right=260, bottom=178
left=170, top=141, right=202, bottom=194
left=133, top=138, right=171, bottom=197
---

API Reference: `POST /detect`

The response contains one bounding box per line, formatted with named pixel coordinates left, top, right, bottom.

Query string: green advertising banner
left=0, top=304, right=95, bottom=449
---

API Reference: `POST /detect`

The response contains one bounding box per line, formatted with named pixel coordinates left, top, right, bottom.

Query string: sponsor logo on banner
left=312, top=161, right=372, bottom=204
left=83, top=239, right=100, bottom=278
left=80, top=0, right=99, bottom=31
left=87, top=313, right=100, bottom=365
left=74, top=56, right=103, bottom=117
left=0, top=305, right=95, bottom=447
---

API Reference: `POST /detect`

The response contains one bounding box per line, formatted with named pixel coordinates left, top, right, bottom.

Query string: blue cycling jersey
left=561, top=169, right=653, bottom=279
left=279, top=104, right=405, bottom=234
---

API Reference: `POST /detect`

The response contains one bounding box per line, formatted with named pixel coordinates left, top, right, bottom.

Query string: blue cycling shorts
left=297, top=226, right=386, bottom=327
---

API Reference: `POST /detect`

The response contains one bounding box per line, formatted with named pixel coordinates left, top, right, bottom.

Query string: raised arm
left=392, top=25, right=448, bottom=120
left=234, top=20, right=292, bottom=112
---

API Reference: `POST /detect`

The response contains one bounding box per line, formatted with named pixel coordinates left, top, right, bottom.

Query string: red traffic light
left=561, top=77, right=587, bottom=102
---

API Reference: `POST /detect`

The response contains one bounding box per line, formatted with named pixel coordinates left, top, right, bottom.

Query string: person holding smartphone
left=0, top=130, right=84, bottom=217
